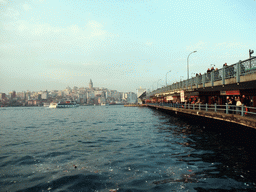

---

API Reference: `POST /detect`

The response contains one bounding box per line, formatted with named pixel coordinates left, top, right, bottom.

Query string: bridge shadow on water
left=150, top=107, right=256, bottom=191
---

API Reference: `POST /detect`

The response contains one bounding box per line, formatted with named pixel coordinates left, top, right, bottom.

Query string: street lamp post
left=187, top=51, right=197, bottom=80
left=157, top=79, right=161, bottom=89
left=166, top=70, right=171, bottom=86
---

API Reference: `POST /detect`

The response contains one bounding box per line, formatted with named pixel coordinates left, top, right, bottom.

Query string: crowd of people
left=193, top=62, right=246, bottom=81
left=165, top=94, right=252, bottom=115
left=226, top=95, right=251, bottom=114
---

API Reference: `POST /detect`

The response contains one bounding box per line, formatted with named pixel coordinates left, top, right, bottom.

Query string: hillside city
left=0, top=79, right=138, bottom=107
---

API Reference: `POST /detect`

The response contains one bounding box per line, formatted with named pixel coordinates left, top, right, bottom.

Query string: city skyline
left=1, top=0, right=256, bottom=93
left=2, top=79, right=136, bottom=94
left=0, top=78, right=138, bottom=107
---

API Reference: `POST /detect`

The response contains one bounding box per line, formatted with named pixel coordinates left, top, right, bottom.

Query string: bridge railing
left=147, top=103, right=256, bottom=117
left=148, top=57, right=256, bottom=97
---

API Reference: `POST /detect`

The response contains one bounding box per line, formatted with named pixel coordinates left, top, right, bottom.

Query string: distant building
left=9, top=91, right=16, bottom=99
left=0, top=93, right=6, bottom=101
left=41, top=91, right=48, bottom=100
left=58, top=91, right=64, bottom=97
left=94, top=90, right=103, bottom=97
left=89, top=79, right=93, bottom=89
left=98, top=97, right=106, bottom=104
left=37, top=94, right=42, bottom=100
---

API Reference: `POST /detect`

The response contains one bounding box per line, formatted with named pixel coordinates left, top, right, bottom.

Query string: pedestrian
left=214, top=68, right=219, bottom=80
left=223, top=63, right=229, bottom=78
left=228, top=98, right=232, bottom=114
left=236, top=96, right=242, bottom=114
left=207, top=68, right=211, bottom=80
left=242, top=95, right=250, bottom=114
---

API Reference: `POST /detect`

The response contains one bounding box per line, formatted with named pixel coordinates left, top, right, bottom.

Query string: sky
left=1, top=0, right=256, bottom=93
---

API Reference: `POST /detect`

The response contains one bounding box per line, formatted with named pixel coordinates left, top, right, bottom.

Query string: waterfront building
left=0, top=93, right=6, bottom=101
left=9, top=91, right=16, bottom=99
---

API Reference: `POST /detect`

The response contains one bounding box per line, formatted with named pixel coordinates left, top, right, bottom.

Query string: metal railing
left=148, top=57, right=256, bottom=96
left=147, top=103, right=256, bottom=117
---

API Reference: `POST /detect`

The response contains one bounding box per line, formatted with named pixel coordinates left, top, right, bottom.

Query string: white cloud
left=3, top=19, right=109, bottom=39
left=4, top=8, right=20, bottom=19
left=186, top=41, right=208, bottom=52
left=145, top=41, right=153, bottom=46
left=32, top=0, right=45, bottom=3
left=23, top=3, right=32, bottom=11
left=86, top=20, right=107, bottom=37
left=0, top=0, right=8, bottom=6
left=214, top=41, right=249, bottom=50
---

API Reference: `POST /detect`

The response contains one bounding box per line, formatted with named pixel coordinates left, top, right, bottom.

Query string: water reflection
left=152, top=109, right=256, bottom=190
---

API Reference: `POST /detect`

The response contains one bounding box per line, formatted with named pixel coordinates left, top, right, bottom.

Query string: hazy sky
left=1, top=0, right=255, bottom=93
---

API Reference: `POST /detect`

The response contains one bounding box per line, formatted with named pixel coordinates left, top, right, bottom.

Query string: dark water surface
left=1, top=106, right=256, bottom=192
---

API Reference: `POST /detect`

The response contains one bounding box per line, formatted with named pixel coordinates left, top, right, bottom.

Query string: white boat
left=101, top=103, right=109, bottom=106
left=43, top=103, right=50, bottom=107
left=49, top=103, right=58, bottom=108
left=49, top=101, right=79, bottom=108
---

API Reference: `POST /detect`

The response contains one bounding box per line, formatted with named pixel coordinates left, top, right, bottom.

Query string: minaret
left=89, top=79, right=93, bottom=89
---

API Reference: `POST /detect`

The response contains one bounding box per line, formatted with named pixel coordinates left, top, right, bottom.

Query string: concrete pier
left=147, top=104, right=256, bottom=129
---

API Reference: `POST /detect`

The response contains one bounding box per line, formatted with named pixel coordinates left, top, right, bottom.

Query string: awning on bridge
left=185, top=91, right=199, bottom=97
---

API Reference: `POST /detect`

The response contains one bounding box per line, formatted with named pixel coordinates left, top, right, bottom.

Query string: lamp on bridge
left=187, top=51, right=197, bottom=80
left=249, top=49, right=254, bottom=58
left=249, top=49, right=254, bottom=68
left=157, top=79, right=161, bottom=89
left=166, top=70, right=171, bottom=86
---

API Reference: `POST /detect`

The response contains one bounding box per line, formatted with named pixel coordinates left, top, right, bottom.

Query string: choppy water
left=1, top=105, right=256, bottom=192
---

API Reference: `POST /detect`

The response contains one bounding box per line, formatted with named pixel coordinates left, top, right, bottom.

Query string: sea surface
left=1, top=105, right=256, bottom=192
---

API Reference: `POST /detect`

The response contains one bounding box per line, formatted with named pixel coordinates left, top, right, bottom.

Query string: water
left=1, top=106, right=256, bottom=192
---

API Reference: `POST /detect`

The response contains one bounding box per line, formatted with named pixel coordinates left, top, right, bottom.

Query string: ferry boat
left=49, top=101, right=79, bottom=108
left=43, top=103, right=50, bottom=107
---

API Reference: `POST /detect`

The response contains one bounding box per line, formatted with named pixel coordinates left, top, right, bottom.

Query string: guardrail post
left=222, top=66, right=226, bottom=85
left=211, top=71, right=214, bottom=86
left=188, top=103, right=190, bottom=109
left=241, top=104, right=244, bottom=116
left=214, top=103, right=217, bottom=112
left=226, top=103, right=228, bottom=114
left=193, top=104, right=195, bottom=110
left=236, top=60, right=241, bottom=83
left=199, top=103, right=201, bottom=111
left=206, top=103, right=208, bottom=111
left=196, top=76, right=199, bottom=89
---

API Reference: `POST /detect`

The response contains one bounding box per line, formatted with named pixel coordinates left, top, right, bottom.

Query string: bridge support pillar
left=222, top=66, right=226, bottom=85
left=236, top=60, right=241, bottom=83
